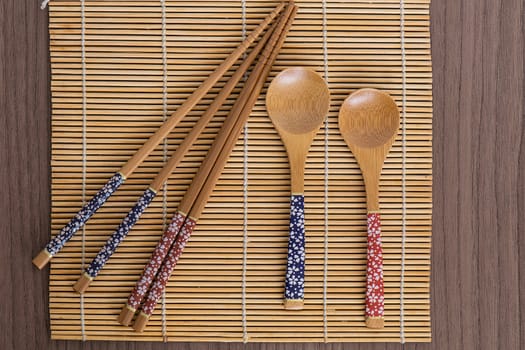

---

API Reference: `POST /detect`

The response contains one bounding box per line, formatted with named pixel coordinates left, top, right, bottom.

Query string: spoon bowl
left=267, top=68, right=330, bottom=135
left=339, top=89, right=399, bottom=149
left=266, top=67, right=330, bottom=310
left=339, top=89, right=400, bottom=209
left=338, top=88, right=400, bottom=329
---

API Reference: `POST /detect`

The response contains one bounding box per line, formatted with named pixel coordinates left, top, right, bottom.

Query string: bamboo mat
left=47, top=0, right=432, bottom=343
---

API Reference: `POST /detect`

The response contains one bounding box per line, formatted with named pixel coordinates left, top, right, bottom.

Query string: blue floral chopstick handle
left=84, top=187, right=157, bottom=280
left=33, top=173, right=125, bottom=269
left=284, top=194, right=306, bottom=309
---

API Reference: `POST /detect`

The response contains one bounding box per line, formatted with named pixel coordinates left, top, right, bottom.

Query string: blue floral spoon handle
left=284, top=194, right=306, bottom=309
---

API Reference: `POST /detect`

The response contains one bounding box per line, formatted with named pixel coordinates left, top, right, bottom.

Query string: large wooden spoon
left=266, top=67, right=330, bottom=310
left=338, top=88, right=400, bottom=328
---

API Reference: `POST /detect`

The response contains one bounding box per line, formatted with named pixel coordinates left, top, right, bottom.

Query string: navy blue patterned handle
left=45, top=173, right=125, bottom=256
left=284, top=194, right=306, bottom=305
left=85, top=188, right=157, bottom=278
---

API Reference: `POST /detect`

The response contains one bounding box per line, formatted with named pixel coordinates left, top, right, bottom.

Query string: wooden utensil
left=118, top=4, right=296, bottom=326
left=73, top=13, right=277, bottom=293
left=338, top=88, right=400, bottom=329
left=72, top=8, right=281, bottom=294
left=130, top=5, right=298, bottom=332
left=265, top=68, right=330, bottom=310
left=31, top=2, right=285, bottom=270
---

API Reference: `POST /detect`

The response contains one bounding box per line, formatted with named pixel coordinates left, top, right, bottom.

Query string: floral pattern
left=284, top=194, right=305, bottom=301
left=127, top=211, right=187, bottom=310
left=365, top=212, right=384, bottom=318
left=85, top=188, right=157, bottom=278
left=141, top=217, right=197, bottom=316
left=45, top=173, right=125, bottom=256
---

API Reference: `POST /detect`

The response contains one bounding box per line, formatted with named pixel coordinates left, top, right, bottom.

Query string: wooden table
left=1, top=1, right=523, bottom=349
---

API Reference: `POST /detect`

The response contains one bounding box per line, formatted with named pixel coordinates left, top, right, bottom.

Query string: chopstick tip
left=72, top=272, right=93, bottom=294
left=32, top=249, right=52, bottom=270
left=133, top=312, right=150, bottom=333
left=118, top=305, right=136, bottom=327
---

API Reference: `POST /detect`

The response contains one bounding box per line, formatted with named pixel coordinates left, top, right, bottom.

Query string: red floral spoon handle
left=365, top=212, right=384, bottom=328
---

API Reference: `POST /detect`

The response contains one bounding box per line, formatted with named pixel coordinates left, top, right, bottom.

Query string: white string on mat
left=399, top=0, right=407, bottom=344
left=321, top=0, right=330, bottom=343
left=40, top=0, right=50, bottom=10
left=241, top=0, right=249, bottom=343
left=160, top=0, right=169, bottom=341
left=79, top=0, right=87, bottom=341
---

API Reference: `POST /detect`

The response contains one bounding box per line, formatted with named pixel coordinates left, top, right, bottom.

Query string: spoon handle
left=365, top=211, right=385, bottom=328
left=283, top=194, right=306, bottom=309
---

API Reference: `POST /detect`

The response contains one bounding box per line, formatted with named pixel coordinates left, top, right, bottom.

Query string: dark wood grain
left=1, top=0, right=523, bottom=349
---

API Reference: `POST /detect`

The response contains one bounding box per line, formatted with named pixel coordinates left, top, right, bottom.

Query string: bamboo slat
left=48, top=0, right=432, bottom=342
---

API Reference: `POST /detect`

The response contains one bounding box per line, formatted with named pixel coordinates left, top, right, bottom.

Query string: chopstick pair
left=71, top=5, right=288, bottom=294
left=32, top=3, right=286, bottom=271
left=117, top=5, right=298, bottom=332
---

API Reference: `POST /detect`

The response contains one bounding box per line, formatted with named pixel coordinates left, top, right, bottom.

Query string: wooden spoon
left=338, top=88, right=400, bottom=329
left=266, top=67, right=330, bottom=310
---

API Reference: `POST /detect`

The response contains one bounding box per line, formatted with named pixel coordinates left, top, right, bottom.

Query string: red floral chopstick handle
left=365, top=212, right=384, bottom=327
left=141, top=216, right=196, bottom=317
left=126, top=211, right=187, bottom=309
left=132, top=216, right=196, bottom=332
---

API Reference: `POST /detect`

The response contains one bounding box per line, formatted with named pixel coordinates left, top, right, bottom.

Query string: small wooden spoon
left=338, top=88, right=400, bottom=329
left=266, top=67, right=330, bottom=310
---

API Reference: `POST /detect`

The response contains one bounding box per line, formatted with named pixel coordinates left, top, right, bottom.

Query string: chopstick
left=118, top=5, right=296, bottom=326
left=131, top=4, right=298, bottom=332
left=32, top=2, right=286, bottom=270
left=71, top=12, right=281, bottom=294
